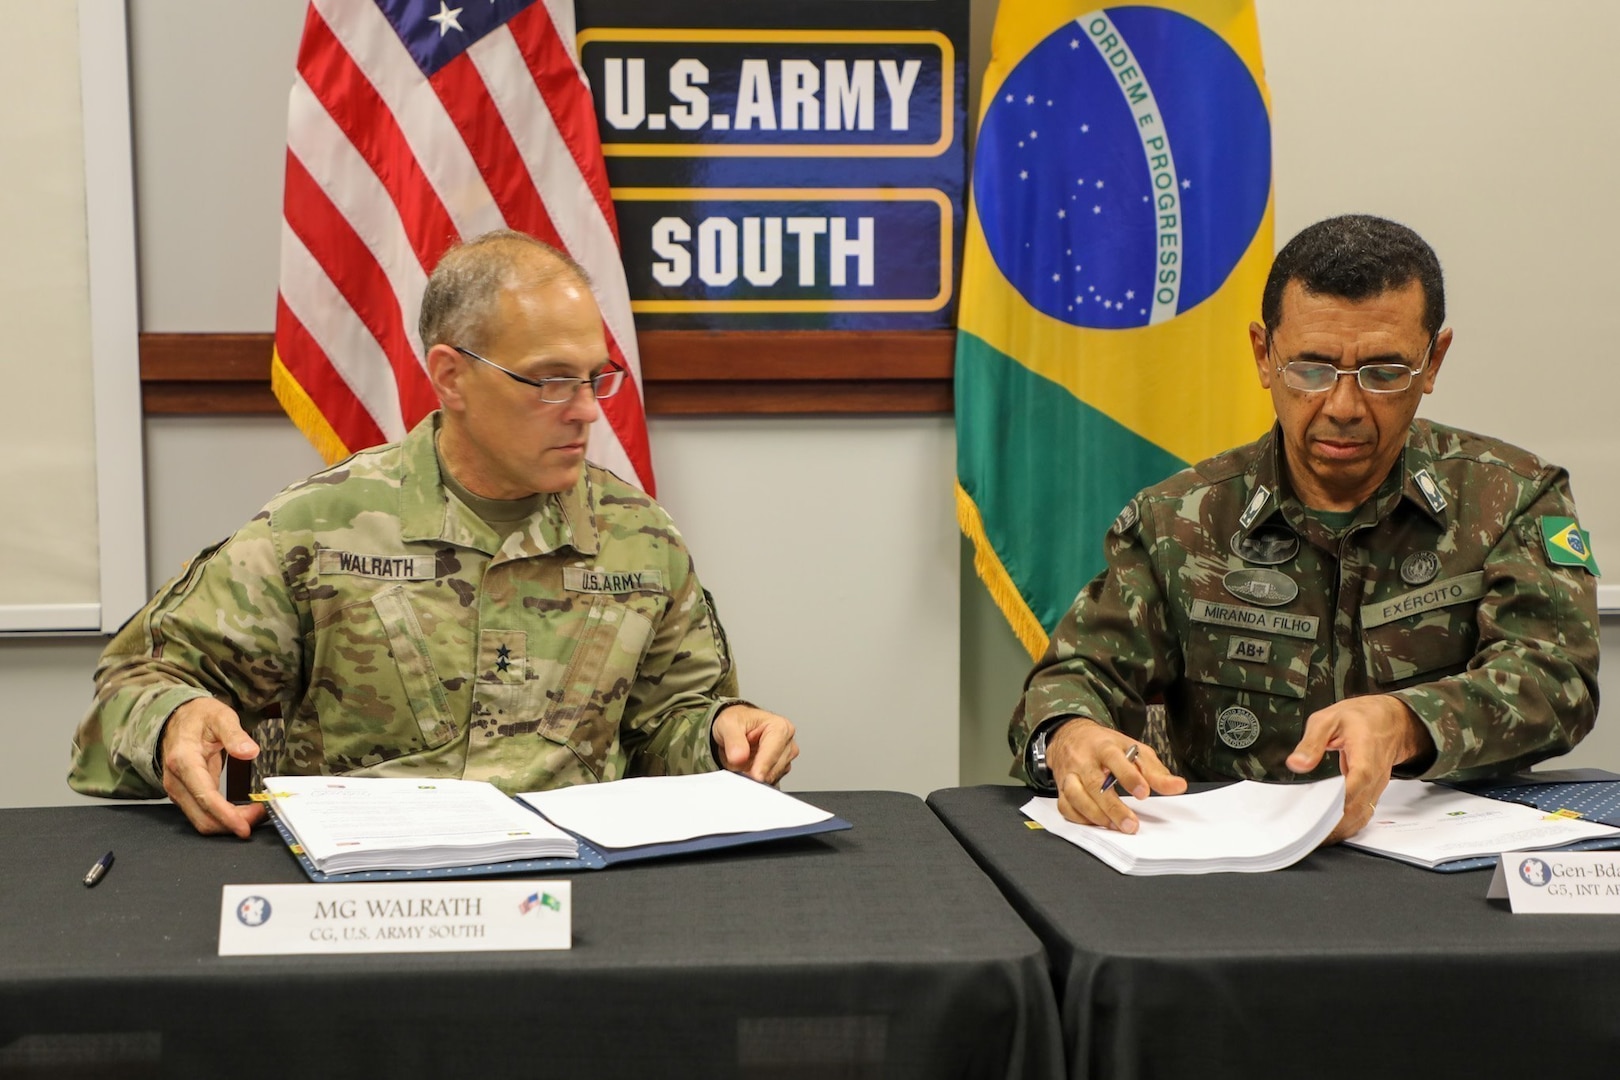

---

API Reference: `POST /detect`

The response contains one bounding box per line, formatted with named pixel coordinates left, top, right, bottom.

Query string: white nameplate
left=218, top=881, right=572, bottom=956
left=1487, top=851, right=1620, bottom=913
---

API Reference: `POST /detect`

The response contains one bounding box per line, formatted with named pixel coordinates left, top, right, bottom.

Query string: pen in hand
left=83, top=851, right=114, bottom=888
left=1099, top=744, right=1141, bottom=794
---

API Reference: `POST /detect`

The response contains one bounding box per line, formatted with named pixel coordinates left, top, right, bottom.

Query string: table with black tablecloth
left=928, top=784, right=1620, bottom=1080
left=0, top=791, right=1063, bottom=1080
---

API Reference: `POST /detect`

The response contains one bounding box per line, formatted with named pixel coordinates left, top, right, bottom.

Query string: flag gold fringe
left=956, top=481, right=1049, bottom=661
left=270, top=348, right=352, bottom=466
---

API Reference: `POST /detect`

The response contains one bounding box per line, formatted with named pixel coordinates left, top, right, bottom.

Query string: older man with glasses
left=71, top=230, right=798, bottom=837
left=1014, top=214, right=1598, bottom=844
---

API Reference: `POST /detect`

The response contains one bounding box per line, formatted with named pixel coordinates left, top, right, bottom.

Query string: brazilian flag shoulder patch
left=1541, top=517, right=1599, bottom=575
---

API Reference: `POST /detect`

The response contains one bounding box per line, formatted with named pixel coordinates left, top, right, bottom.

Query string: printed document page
left=518, top=771, right=833, bottom=850
left=1022, top=778, right=1345, bottom=875
left=265, top=775, right=577, bottom=873
left=1344, top=780, right=1620, bottom=869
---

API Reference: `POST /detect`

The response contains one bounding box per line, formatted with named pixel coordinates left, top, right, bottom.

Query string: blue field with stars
left=974, top=6, right=1270, bottom=330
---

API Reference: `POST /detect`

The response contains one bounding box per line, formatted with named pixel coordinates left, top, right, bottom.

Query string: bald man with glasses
left=1014, top=214, right=1598, bottom=844
left=71, top=230, right=798, bottom=837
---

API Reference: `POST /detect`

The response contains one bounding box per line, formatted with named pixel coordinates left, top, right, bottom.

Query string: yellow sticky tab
left=1025, top=821, right=1044, bottom=830
left=249, top=791, right=293, bottom=802
left=288, top=844, right=304, bottom=855
left=1546, top=808, right=1583, bottom=820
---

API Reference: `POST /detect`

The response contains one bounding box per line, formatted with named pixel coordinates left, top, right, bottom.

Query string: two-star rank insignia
left=496, top=644, right=512, bottom=672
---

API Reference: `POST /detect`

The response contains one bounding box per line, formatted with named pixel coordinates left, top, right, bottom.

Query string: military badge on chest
left=1229, top=524, right=1299, bottom=565
left=1217, top=706, right=1261, bottom=749
left=1223, top=568, right=1298, bottom=606
left=1400, top=551, right=1441, bottom=585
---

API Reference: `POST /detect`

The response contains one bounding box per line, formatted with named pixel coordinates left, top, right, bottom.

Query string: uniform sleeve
left=618, top=553, right=742, bottom=777
left=1393, top=471, right=1600, bottom=779
left=1010, top=504, right=1182, bottom=784
left=67, top=516, right=304, bottom=798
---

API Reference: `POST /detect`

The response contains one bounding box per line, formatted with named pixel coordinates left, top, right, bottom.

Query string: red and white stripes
left=274, top=0, right=654, bottom=493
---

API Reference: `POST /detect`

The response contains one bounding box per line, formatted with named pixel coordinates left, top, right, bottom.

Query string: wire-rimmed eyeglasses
left=1268, top=334, right=1435, bottom=395
left=454, top=346, right=625, bottom=404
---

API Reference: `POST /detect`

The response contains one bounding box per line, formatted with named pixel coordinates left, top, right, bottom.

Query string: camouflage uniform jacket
left=1013, top=420, right=1599, bottom=785
left=70, top=413, right=743, bottom=799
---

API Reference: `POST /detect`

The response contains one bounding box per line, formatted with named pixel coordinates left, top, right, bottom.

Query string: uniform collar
left=1396, top=420, right=1450, bottom=528
left=1237, top=422, right=1442, bottom=545
left=399, top=411, right=600, bottom=557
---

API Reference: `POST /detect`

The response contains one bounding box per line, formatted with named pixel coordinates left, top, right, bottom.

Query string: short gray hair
left=417, top=230, right=593, bottom=352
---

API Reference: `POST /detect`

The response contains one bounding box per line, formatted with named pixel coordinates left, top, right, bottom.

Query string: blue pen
left=83, top=851, right=114, bottom=888
left=1100, top=744, right=1141, bottom=794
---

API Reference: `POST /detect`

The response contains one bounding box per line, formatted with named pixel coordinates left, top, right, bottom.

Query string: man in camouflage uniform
left=1014, top=215, right=1598, bottom=843
left=70, top=231, right=799, bottom=837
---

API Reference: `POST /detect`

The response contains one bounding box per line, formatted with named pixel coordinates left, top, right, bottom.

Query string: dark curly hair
left=1261, top=215, right=1444, bottom=338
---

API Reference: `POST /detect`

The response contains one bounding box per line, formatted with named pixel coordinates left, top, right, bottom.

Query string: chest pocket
left=535, top=594, right=660, bottom=755
left=306, top=585, right=457, bottom=770
left=1184, top=630, right=1311, bottom=701
left=1360, top=572, right=1484, bottom=688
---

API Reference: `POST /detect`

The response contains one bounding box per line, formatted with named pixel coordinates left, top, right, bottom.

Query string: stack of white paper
left=518, top=770, right=834, bottom=849
left=1022, top=777, right=1346, bottom=875
left=265, top=775, right=578, bottom=874
left=1343, top=779, right=1620, bottom=869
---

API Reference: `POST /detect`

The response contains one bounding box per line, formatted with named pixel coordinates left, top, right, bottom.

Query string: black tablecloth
left=0, top=792, right=1062, bottom=1080
left=928, top=784, right=1620, bottom=1080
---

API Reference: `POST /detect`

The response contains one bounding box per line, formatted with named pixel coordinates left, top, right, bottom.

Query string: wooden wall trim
left=139, top=331, right=955, bottom=415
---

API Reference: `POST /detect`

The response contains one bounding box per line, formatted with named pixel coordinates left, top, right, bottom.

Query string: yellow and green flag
left=956, top=1, right=1275, bottom=657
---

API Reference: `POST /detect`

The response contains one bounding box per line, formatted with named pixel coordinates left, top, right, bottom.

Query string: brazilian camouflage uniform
left=1013, top=420, right=1600, bottom=786
left=70, top=413, right=743, bottom=799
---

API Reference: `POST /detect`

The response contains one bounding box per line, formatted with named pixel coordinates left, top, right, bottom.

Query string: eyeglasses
left=454, top=346, right=625, bottom=404
left=1269, top=334, right=1435, bottom=395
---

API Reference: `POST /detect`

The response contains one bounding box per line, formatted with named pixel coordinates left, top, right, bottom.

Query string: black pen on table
left=83, top=851, right=114, bottom=888
left=1099, top=744, right=1141, bottom=794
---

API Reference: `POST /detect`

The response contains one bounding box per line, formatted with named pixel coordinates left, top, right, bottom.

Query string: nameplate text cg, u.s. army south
left=217, top=882, right=571, bottom=956
left=1489, top=852, right=1620, bottom=914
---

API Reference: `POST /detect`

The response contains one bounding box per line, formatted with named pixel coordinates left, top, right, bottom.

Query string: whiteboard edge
left=80, top=0, right=148, bottom=635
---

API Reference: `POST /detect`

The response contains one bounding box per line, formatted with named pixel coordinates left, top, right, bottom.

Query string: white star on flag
left=428, top=2, right=464, bottom=35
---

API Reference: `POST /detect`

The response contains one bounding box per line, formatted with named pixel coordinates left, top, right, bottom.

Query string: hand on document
left=1285, top=693, right=1435, bottom=845
left=1047, top=717, right=1186, bottom=834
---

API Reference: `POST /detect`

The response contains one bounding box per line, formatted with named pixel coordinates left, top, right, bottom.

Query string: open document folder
left=1021, top=777, right=1345, bottom=875
left=264, top=772, right=849, bottom=882
left=1343, top=779, right=1620, bottom=871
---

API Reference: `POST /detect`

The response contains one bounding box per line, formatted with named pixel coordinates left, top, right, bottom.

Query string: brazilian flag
left=956, top=1, right=1276, bottom=657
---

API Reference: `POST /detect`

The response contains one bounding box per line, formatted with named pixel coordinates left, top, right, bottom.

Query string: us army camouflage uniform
left=1013, top=420, right=1599, bottom=785
left=70, top=413, right=743, bottom=799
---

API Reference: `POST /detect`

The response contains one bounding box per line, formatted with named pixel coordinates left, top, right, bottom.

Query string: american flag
left=272, top=0, right=654, bottom=494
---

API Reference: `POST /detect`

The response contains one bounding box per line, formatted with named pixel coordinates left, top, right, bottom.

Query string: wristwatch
left=1028, top=723, right=1057, bottom=794
left=1028, top=716, right=1090, bottom=795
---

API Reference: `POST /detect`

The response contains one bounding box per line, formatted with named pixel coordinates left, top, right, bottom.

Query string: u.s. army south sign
left=576, top=0, right=968, bottom=330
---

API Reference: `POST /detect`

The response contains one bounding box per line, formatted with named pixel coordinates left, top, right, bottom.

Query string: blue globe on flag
left=975, top=6, right=1271, bottom=330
